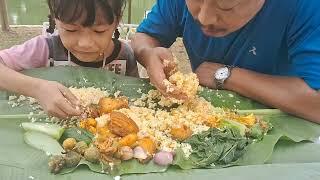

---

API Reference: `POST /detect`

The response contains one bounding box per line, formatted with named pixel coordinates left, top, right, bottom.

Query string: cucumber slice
left=21, top=122, right=64, bottom=140
left=24, top=131, right=64, bottom=156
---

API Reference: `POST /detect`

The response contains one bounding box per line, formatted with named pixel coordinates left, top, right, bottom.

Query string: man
left=132, top=0, right=320, bottom=123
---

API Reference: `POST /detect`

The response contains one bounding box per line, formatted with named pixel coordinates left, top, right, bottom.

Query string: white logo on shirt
left=104, top=60, right=127, bottom=75
left=249, top=46, right=257, bottom=56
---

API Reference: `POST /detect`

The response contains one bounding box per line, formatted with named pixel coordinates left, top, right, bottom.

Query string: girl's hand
left=33, top=80, right=81, bottom=119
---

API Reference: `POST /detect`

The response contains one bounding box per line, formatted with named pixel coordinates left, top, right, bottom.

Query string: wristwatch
left=214, top=65, right=233, bottom=89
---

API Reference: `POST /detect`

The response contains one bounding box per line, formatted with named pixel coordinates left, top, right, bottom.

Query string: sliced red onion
left=153, top=151, right=174, bottom=166
left=133, top=146, right=148, bottom=160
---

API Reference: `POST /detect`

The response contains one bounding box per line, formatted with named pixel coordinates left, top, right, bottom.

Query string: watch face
left=215, top=67, right=230, bottom=80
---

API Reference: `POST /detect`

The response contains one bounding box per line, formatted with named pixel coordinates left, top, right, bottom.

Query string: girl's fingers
left=58, top=85, right=80, bottom=106
left=48, top=107, right=68, bottom=119
left=59, top=98, right=81, bottom=117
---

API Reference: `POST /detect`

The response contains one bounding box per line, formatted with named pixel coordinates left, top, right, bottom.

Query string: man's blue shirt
left=137, top=0, right=320, bottom=89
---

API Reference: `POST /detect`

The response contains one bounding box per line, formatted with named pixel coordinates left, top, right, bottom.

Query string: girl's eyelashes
left=94, top=30, right=107, bottom=34
left=62, top=26, right=78, bottom=32
left=65, top=29, right=78, bottom=32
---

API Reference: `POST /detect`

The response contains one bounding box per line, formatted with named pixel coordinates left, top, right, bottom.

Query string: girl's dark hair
left=46, top=0, right=126, bottom=38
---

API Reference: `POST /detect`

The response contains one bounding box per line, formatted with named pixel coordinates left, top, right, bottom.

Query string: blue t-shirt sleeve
left=137, top=0, right=184, bottom=48
left=287, top=0, right=320, bottom=90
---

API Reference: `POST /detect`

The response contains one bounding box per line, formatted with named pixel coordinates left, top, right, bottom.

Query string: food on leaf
left=138, top=138, right=157, bottom=155
left=235, top=114, right=256, bottom=127
left=204, top=116, right=220, bottom=128
left=118, top=133, right=138, bottom=147
left=84, top=146, right=100, bottom=163
left=163, top=71, right=199, bottom=102
left=108, top=112, right=139, bottom=137
left=62, top=138, right=77, bottom=151
left=153, top=151, right=174, bottom=166
left=48, top=155, right=66, bottom=174
left=116, top=146, right=134, bottom=161
left=220, top=119, right=247, bottom=136
left=98, top=97, right=129, bottom=115
left=95, top=138, right=117, bottom=155
left=83, top=104, right=100, bottom=118
left=170, top=125, right=193, bottom=141
left=73, top=141, right=88, bottom=155
left=64, top=151, right=82, bottom=168
left=21, top=122, right=64, bottom=140
left=18, top=68, right=275, bottom=176
left=133, top=146, right=148, bottom=160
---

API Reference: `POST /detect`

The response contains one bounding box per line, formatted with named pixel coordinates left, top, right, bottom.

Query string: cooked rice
left=69, top=87, right=110, bottom=107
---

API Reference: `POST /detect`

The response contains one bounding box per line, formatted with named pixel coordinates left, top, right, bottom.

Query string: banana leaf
left=1, top=66, right=320, bottom=179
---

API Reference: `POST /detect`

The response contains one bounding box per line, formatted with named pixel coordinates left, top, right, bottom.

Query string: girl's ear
left=115, top=19, right=121, bottom=28
left=54, top=18, right=58, bottom=26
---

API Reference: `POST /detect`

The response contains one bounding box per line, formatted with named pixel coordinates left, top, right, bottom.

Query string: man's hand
left=141, top=47, right=187, bottom=100
left=195, top=62, right=224, bottom=89
left=196, top=61, right=320, bottom=123
left=33, top=80, right=81, bottom=119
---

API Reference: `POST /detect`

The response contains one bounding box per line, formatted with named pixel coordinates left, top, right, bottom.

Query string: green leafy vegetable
left=175, top=128, right=249, bottom=169
left=59, top=127, right=94, bottom=145
left=173, top=148, right=195, bottom=169
left=248, top=121, right=272, bottom=140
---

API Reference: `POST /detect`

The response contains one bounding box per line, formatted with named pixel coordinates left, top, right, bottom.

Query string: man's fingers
left=163, top=59, right=177, bottom=78
left=164, top=84, right=188, bottom=101
left=157, top=49, right=177, bottom=78
left=158, top=48, right=174, bottom=61
left=169, top=90, right=188, bottom=101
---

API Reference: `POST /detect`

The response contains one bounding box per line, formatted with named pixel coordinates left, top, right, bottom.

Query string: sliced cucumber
left=21, top=122, right=64, bottom=140
left=24, top=131, right=64, bottom=156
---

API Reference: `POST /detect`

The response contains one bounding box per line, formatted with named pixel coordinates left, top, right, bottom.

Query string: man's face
left=186, top=0, right=265, bottom=37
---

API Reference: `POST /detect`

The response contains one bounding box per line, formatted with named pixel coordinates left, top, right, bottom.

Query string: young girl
left=0, top=0, right=138, bottom=119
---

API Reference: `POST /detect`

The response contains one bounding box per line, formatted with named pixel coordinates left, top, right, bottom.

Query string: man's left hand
left=195, top=62, right=224, bottom=89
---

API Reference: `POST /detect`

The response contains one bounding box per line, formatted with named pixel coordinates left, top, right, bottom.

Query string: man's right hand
left=32, top=80, right=82, bottom=119
left=141, top=47, right=188, bottom=100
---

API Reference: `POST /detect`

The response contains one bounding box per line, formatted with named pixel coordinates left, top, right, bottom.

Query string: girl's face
left=55, top=9, right=118, bottom=62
